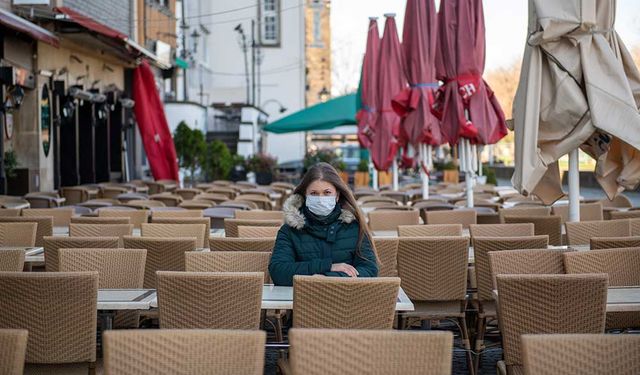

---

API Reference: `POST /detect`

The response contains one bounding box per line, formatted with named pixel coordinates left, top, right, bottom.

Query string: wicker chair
left=292, top=276, right=400, bottom=329
left=563, top=248, right=640, bottom=330
left=235, top=194, right=273, bottom=210
left=0, top=222, right=37, bottom=247
left=70, top=217, right=130, bottom=225
left=397, top=224, right=463, bottom=237
left=521, top=334, right=640, bottom=375
left=396, top=236, right=473, bottom=372
left=590, top=236, right=640, bottom=249
left=99, top=209, right=149, bottom=229
left=157, top=271, right=263, bottom=329
left=205, top=187, right=237, bottom=199
left=503, top=215, right=563, bottom=246
left=0, top=208, right=21, bottom=217
left=599, top=194, right=633, bottom=208
left=0, top=329, right=28, bottom=375
left=209, top=237, right=276, bottom=252
left=368, top=210, right=420, bottom=232
left=495, top=274, right=608, bottom=375
left=237, top=226, right=280, bottom=238
left=0, top=249, right=25, bottom=272
left=149, top=194, right=183, bottom=207
left=565, top=220, right=631, bottom=246
left=362, top=201, right=402, bottom=209
left=151, top=217, right=211, bottom=247
left=220, top=200, right=259, bottom=210
left=196, top=193, right=231, bottom=205
left=43, top=236, right=119, bottom=272
left=235, top=210, right=285, bottom=221
left=186, top=251, right=271, bottom=282
left=372, top=238, right=398, bottom=277
left=609, top=210, right=640, bottom=220
left=151, top=209, right=203, bottom=218
left=103, top=329, right=265, bottom=375
left=473, top=235, right=550, bottom=362
left=69, top=224, right=133, bottom=246
left=224, top=219, right=282, bottom=238
left=125, top=200, right=166, bottom=209
left=285, top=329, right=453, bottom=375
left=357, top=196, right=397, bottom=205
left=489, top=249, right=569, bottom=292
left=23, top=193, right=65, bottom=208
left=102, top=186, right=130, bottom=199
left=59, top=187, right=91, bottom=205
left=22, top=208, right=74, bottom=227
left=0, top=217, right=53, bottom=247
left=59, top=248, right=146, bottom=329
left=499, top=206, right=551, bottom=223
left=469, top=223, right=534, bottom=239
left=174, top=188, right=202, bottom=200
left=425, top=209, right=477, bottom=228
left=178, top=200, right=214, bottom=210
left=552, top=202, right=604, bottom=223
left=123, top=237, right=196, bottom=288
left=141, top=223, right=206, bottom=248
left=0, top=272, right=98, bottom=374
left=380, top=191, right=410, bottom=204
left=631, top=218, right=640, bottom=236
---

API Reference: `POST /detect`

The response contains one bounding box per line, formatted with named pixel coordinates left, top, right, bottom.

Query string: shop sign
left=41, top=84, right=50, bottom=157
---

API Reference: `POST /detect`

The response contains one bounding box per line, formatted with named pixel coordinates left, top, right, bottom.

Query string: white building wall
left=164, top=102, right=208, bottom=133
left=203, top=0, right=307, bottom=163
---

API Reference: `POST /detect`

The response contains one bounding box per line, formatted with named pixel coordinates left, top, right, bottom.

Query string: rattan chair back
left=521, top=334, right=640, bottom=375
left=237, top=225, right=280, bottom=238
left=59, top=187, right=90, bottom=205
left=209, top=237, right=276, bottom=252
left=565, top=220, right=630, bottom=246
left=503, top=215, right=563, bottom=245
left=235, top=194, right=272, bottom=210
left=150, top=194, right=183, bottom=207
left=496, top=274, right=607, bottom=370
left=425, top=209, right=477, bottom=228
left=224, top=219, right=282, bottom=238
left=59, top=248, right=146, bottom=289
left=0, top=329, right=27, bottom=375
left=609, top=210, right=640, bottom=220
left=157, top=271, right=263, bottom=329
left=469, top=223, right=534, bottom=239
left=0, top=272, right=97, bottom=365
left=186, top=251, right=271, bottom=282
left=499, top=206, right=551, bottom=222
left=71, top=216, right=130, bottom=225
left=174, top=188, right=202, bottom=201
left=372, top=237, right=398, bottom=277
left=368, top=210, right=420, bottom=231
left=141, top=223, right=206, bottom=248
left=0, top=222, right=37, bottom=247
left=123, top=236, right=196, bottom=288
left=99, top=209, right=149, bottom=229
left=43, top=236, right=119, bottom=272
left=292, top=276, right=400, bottom=329
left=398, top=224, right=463, bottom=237
left=69, top=224, right=133, bottom=246
left=552, top=202, right=604, bottom=223
left=397, top=237, right=469, bottom=301
left=590, top=236, right=640, bottom=249
left=151, top=209, right=203, bottom=218
left=0, top=208, right=20, bottom=217
left=473, top=235, right=549, bottom=301
left=234, top=210, right=284, bottom=221
left=288, top=329, right=453, bottom=375
left=0, top=217, right=52, bottom=247
left=22, top=208, right=74, bottom=227
left=489, top=249, right=570, bottom=292
left=103, top=329, right=265, bottom=375
left=0, top=249, right=24, bottom=272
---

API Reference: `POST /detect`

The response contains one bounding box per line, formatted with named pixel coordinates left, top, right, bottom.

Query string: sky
left=331, top=0, right=640, bottom=95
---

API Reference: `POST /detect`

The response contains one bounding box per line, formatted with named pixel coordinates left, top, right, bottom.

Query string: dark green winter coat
left=269, top=194, right=378, bottom=286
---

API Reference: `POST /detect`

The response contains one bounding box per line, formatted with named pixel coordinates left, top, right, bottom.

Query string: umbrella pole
left=392, top=156, right=399, bottom=191
left=568, top=148, right=580, bottom=222
left=461, top=139, right=474, bottom=208
left=370, top=155, right=379, bottom=190
left=421, top=144, right=429, bottom=199
left=477, top=146, right=484, bottom=177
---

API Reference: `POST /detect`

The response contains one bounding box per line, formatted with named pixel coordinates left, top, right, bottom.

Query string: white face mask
left=305, top=195, right=337, bottom=217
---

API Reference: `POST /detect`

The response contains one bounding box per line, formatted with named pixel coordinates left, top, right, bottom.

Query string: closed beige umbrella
left=511, top=0, right=640, bottom=205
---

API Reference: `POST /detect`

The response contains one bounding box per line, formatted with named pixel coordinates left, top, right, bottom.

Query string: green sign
left=41, top=84, right=50, bottom=157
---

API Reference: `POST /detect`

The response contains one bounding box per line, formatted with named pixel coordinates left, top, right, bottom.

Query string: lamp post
left=318, top=87, right=330, bottom=103
left=261, top=99, right=287, bottom=114
left=234, top=24, right=250, bottom=105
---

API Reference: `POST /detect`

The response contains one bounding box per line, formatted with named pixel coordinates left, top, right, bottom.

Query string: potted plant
left=354, top=159, right=370, bottom=188
left=203, top=140, right=233, bottom=182
left=439, top=160, right=459, bottom=184
left=229, top=154, right=247, bottom=182
left=173, top=122, right=206, bottom=186
left=246, top=153, right=277, bottom=185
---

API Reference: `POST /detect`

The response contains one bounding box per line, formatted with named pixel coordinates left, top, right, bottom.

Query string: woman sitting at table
left=269, top=162, right=378, bottom=286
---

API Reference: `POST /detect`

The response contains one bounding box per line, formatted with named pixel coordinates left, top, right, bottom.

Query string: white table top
left=493, top=286, right=640, bottom=313
left=99, top=285, right=415, bottom=312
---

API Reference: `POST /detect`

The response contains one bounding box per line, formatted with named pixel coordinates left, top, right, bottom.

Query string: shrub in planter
left=173, top=122, right=206, bottom=185
left=354, top=159, right=370, bottom=188
left=229, top=154, right=247, bottom=182
left=203, top=140, right=233, bottom=181
left=246, top=153, right=277, bottom=185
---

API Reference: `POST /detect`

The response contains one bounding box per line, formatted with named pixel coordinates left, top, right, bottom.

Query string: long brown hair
left=294, top=162, right=376, bottom=260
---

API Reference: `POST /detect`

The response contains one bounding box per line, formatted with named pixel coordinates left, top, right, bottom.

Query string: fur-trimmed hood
left=282, top=194, right=355, bottom=230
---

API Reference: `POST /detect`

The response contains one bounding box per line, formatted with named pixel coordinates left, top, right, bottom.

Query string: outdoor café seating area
left=0, top=179, right=639, bottom=374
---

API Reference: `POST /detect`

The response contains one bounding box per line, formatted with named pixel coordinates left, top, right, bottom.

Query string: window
left=260, top=0, right=280, bottom=46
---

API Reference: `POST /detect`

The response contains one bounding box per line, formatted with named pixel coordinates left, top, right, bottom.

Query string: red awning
left=55, top=7, right=127, bottom=41
left=0, top=9, right=59, bottom=47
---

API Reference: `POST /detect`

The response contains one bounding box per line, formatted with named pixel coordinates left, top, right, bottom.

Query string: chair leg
left=458, top=317, right=475, bottom=375
left=274, top=311, right=284, bottom=343
left=88, top=361, right=96, bottom=375
left=474, top=315, right=487, bottom=373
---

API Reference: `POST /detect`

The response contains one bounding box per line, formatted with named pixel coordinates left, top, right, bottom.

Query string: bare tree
left=485, top=60, right=521, bottom=120
left=332, top=38, right=361, bottom=96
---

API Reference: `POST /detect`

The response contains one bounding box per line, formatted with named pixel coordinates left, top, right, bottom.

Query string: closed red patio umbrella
left=371, top=14, right=407, bottom=174
left=434, top=0, right=508, bottom=206
left=356, top=17, right=380, bottom=149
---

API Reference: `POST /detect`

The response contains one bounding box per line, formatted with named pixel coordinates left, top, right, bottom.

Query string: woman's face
left=306, top=179, right=338, bottom=199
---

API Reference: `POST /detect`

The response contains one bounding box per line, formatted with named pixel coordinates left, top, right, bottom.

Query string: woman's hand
left=331, top=263, right=359, bottom=277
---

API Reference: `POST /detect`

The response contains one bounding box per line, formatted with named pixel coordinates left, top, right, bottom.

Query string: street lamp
left=261, top=99, right=287, bottom=114
left=190, top=28, right=201, bottom=54
left=318, top=86, right=330, bottom=102
left=234, top=23, right=251, bottom=105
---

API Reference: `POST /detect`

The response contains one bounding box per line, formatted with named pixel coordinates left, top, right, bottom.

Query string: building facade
left=304, top=0, right=331, bottom=107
